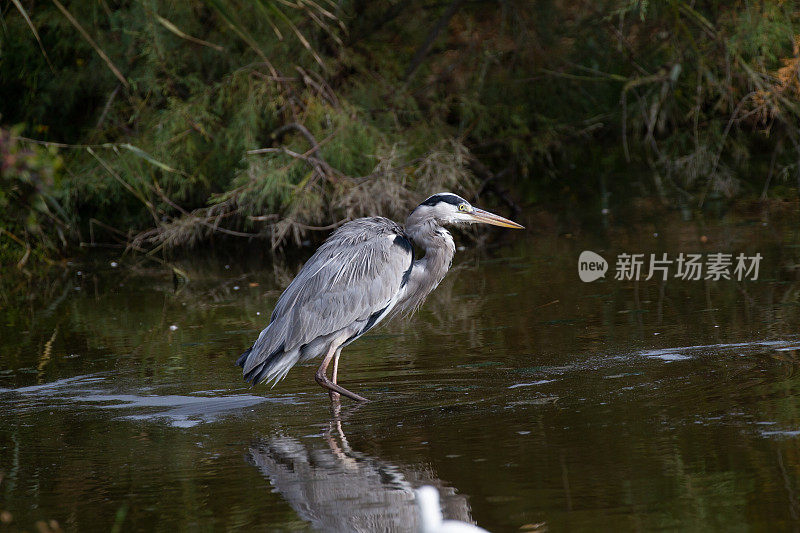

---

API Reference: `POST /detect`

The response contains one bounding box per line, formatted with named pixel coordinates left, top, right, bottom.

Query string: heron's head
left=411, top=192, right=524, bottom=229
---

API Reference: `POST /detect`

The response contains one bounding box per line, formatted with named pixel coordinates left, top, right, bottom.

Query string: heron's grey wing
left=241, top=218, right=413, bottom=375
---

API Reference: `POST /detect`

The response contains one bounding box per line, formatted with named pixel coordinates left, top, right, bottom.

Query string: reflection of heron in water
left=238, top=193, right=523, bottom=401
left=246, top=412, right=481, bottom=531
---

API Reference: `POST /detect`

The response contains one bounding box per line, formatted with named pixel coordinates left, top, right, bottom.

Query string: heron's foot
left=315, top=372, right=369, bottom=402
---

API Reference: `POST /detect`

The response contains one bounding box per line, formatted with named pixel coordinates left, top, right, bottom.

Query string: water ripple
left=0, top=373, right=292, bottom=428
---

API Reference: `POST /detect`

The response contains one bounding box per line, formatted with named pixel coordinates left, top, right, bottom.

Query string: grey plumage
left=237, top=192, right=523, bottom=401
left=239, top=217, right=412, bottom=386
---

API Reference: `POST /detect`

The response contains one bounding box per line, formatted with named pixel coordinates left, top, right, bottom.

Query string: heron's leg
left=315, top=344, right=369, bottom=402
left=332, top=348, right=341, bottom=384
left=329, top=394, right=342, bottom=418
left=329, top=347, right=342, bottom=401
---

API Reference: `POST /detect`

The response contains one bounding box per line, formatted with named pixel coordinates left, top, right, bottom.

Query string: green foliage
left=1, top=0, right=800, bottom=261
left=0, top=127, right=70, bottom=266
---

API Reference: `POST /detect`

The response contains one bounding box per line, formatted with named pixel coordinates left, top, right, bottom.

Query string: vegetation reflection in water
left=2, top=215, right=800, bottom=531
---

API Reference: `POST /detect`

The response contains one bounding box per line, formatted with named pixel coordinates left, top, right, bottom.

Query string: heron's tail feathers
left=236, top=347, right=252, bottom=368
left=238, top=343, right=300, bottom=387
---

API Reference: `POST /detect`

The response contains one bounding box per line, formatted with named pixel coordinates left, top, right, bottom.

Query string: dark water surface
left=3, top=213, right=800, bottom=531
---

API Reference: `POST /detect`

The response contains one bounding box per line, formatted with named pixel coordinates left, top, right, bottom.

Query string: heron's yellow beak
left=469, top=207, right=525, bottom=229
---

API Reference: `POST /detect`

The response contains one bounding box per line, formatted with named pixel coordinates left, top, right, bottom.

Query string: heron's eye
left=458, top=204, right=469, bottom=212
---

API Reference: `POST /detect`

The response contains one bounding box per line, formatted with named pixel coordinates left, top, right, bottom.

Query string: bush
left=1, top=0, right=799, bottom=263
left=0, top=127, right=70, bottom=266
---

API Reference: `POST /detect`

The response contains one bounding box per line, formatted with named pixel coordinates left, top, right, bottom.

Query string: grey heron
left=237, top=192, right=523, bottom=401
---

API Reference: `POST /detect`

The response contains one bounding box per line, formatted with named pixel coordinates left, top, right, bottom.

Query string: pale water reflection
left=2, top=214, right=800, bottom=531
left=0, top=374, right=279, bottom=428
left=248, top=414, right=475, bottom=532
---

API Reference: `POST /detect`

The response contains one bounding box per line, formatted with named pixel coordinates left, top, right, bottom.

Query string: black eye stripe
left=419, top=193, right=467, bottom=207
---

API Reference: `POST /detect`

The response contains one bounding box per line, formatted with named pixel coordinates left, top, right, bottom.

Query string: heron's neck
left=402, top=217, right=456, bottom=311
left=412, top=225, right=455, bottom=280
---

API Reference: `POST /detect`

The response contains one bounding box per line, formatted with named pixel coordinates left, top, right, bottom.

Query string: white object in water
left=415, top=486, right=489, bottom=533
